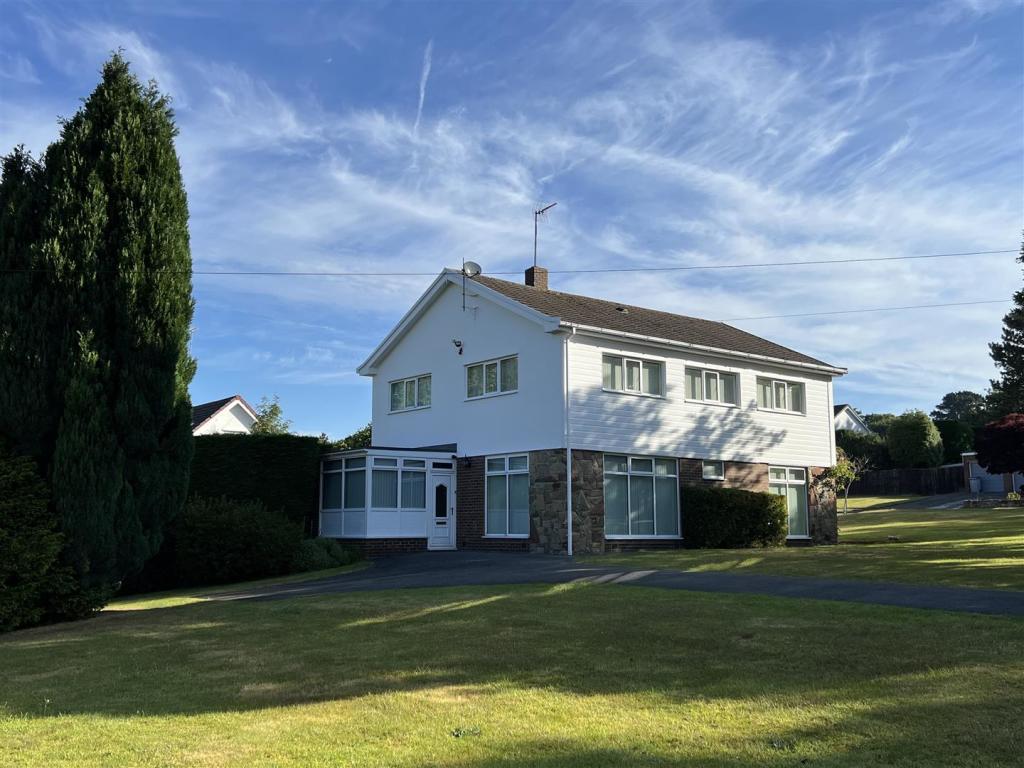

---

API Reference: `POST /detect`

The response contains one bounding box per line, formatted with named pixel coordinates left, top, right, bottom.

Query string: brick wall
left=678, top=458, right=768, bottom=491
left=338, top=538, right=428, bottom=558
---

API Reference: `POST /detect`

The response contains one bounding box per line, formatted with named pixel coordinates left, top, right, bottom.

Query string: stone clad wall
left=808, top=467, right=839, bottom=544
left=529, top=449, right=568, bottom=554
left=571, top=450, right=605, bottom=554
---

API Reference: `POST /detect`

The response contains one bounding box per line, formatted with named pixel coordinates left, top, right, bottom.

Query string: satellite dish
left=462, top=261, right=482, bottom=278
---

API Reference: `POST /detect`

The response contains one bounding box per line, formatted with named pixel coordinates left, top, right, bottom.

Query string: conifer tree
left=989, top=239, right=1024, bottom=416
left=0, top=54, right=195, bottom=614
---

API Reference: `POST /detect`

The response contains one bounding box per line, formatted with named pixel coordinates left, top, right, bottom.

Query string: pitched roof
left=191, top=395, right=255, bottom=431
left=472, top=275, right=836, bottom=369
left=834, top=403, right=850, bottom=416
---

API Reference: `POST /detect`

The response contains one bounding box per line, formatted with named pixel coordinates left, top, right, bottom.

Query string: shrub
left=291, top=538, right=358, bottom=573
left=886, top=411, right=944, bottom=468
left=174, top=496, right=302, bottom=587
left=681, top=485, right=787, bottom=549
left=0, top=444, right=63, bottom=632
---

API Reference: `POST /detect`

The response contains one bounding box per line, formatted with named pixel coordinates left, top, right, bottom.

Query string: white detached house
left=320, top=266, right=845, bottom=556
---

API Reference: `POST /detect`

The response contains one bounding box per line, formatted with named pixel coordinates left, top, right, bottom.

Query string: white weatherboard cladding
left=567, top=334, right=836, bottom=467
left=192, top=401, right=256, bottom=436
left=370, top=282, right=565, bottom=456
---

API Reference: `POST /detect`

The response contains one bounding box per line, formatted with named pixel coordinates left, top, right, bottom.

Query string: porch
left=319, top=448, right=458, bottom=551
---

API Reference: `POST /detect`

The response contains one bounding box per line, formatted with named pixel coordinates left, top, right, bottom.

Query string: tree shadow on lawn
left=3, top=584, right=1022, bottom=707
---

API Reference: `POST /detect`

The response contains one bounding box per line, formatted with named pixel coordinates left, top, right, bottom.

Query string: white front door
left=428, top=473, right=456, bottom=550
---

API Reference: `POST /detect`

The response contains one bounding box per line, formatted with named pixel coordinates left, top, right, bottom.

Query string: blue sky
left=1, top=0, right=1022, bottom=439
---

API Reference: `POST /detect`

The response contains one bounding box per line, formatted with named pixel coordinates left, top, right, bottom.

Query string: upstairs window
left=685, top=367, right=739, bottom=406
left=756, top=377, right=805, bottom=414
left=390, top=375, right=431, bottom=412
left=467, top=356, right=518, bottom=399
left=602, top=354, right=663, bottom=396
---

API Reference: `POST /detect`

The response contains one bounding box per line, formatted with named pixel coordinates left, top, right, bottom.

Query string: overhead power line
left=0, top=248, right=1016, bottom=277
left=724, top=298, right=1012, bottom=322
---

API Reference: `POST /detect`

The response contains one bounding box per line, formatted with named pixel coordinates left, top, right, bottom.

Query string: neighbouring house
left=191, top=395, right=258, bottom=436
left=320, top=265, right=845, bottom=556
left=833, top=403, right=872, bottom=435
left=962, top=451, right=1022, bottom=495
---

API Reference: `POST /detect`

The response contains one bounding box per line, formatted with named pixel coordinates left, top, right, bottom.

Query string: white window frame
left=702, top=460, right=725, bottom=481
left=367, top=456, right=429, bottom=510
left=756, top=376, right=806, bottom=415
left=685, top=367, right=740, bottom=407
left=603, top=454, right=681, bottom=539
left=389, top=374, right=432, bottom=413
left=484, top=454, right=530, bottom=538
left=601, top=353, right=665, bottom=398
left=769, top=466, right=810, bottom=539
left=466, top=355, right=518, bottom=401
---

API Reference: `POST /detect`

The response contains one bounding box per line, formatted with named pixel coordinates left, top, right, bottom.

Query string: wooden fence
left=849, top=465, right=964, bottom=497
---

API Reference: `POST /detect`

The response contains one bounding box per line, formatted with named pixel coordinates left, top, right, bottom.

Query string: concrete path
left=213, top=551, right=1024, bottom=617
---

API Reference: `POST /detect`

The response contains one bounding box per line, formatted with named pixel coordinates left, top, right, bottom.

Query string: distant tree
left=886, top=411, right=944, bottom=468
left=862, top=413, right=897, bottom=439
left=974, top=414, right=1024, bottom=476
left=836, top=429, right=890, bottom=469
left=931, top=391, right=989, bottom=427
left=988, top=239, right=1024, bottom=416
left=319, top=423, right=372, bottom=452
left=934, top=419, right=975, bottom=464
left=252, top=395, right=292, bottom=435
left=816, top=448, right=871, bottom=514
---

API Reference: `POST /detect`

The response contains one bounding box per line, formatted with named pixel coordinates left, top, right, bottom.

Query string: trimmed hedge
left=189, top=434, right=322, bottom=532
left=681, top=485, right=787, bottom=549
left=175, top=496, right=302, bottom=586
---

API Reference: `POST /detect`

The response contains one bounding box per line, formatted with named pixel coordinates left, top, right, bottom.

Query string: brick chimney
left=525, top=265, right=548, bottom=290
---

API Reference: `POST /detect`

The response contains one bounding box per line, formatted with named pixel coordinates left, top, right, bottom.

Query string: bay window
left=602, top=354, right=663, bottom=396
left=685, top=367, right=739, bottom=406
left=603, top=455, right=679, bottom=537
left=756, top=377, right=805, bottom=414
left=485, top=454, right=530, bottom=536
left=467, top=356, right=518, bottom=399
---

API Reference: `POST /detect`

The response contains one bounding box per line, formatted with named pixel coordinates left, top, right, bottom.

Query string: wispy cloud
left=4, top=0, right=1021, bottom=434
left=413, top=39, right=433, bottom=137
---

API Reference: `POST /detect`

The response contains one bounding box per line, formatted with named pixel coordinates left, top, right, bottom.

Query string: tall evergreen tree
left=0, top=54, right=195, bottom=613
left=989, top=239, right=1024, bottom=416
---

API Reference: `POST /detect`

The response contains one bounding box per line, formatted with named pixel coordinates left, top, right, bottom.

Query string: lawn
left=2, top=583, right=1022, bottom=767
left=841, top=494, right=922, bottom=512
left=590, top=505, right=1024, bottom=590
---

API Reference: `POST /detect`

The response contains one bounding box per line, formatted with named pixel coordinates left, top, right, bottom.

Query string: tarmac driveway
left=213, top=550, right=1024, bottom=617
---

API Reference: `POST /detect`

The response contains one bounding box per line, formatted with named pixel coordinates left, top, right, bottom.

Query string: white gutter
left=564, top=327, right=575, bottom=557
left=564, top=323, right=847, bottom=377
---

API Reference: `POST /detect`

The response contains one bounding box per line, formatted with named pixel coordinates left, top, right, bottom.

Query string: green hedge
left=189, top=434, right=322, bottom=532
left=681, top=485, right=787, bottom=549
